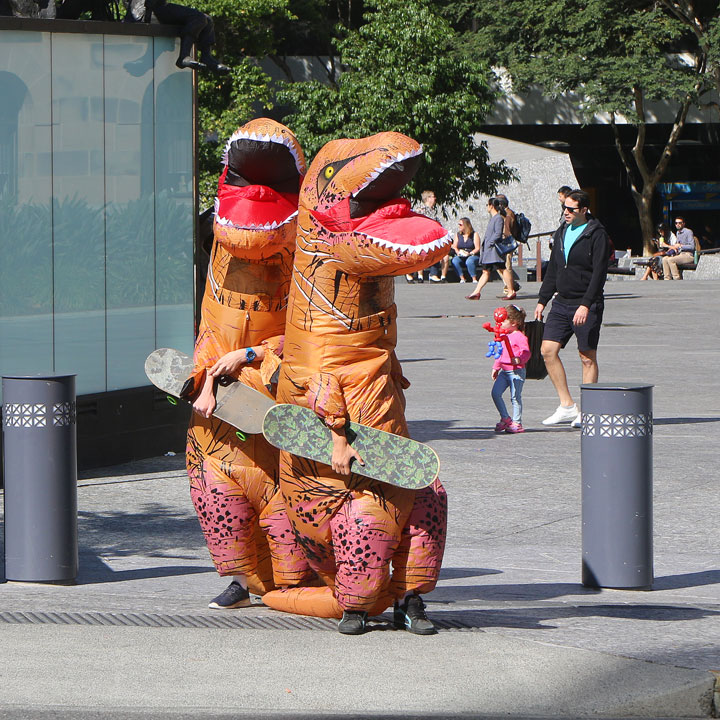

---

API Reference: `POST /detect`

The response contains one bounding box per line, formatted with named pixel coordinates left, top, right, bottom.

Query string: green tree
left=442, top=0, right=716, bottom=252
left=181, top=0, right=294, bottom=206
left=279, top=0, right=513, bottom=207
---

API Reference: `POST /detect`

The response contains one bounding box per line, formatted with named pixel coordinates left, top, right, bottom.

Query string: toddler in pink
left=491, top=305, right=531, bottom=433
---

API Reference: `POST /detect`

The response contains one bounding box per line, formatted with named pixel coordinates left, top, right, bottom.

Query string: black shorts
left=481, top=261, right=505, bottom=271
left=543, top=298, right=604, bottom=352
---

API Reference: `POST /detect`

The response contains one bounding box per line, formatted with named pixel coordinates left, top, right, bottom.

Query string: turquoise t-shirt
left=564, top=222, right=588, bottom=262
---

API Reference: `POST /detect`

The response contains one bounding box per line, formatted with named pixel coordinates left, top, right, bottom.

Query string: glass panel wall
left=0, top=28, right=194, bottom=401
left=105, top=35, right=156, bottom=391
left=154, top=37, right=194, bottom=353
left=0, top=31, right=54, bottom=381
left=52, top=33, right=107, bottom=392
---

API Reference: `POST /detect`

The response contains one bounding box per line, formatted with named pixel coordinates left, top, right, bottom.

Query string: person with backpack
left=465, top=197, right=516, bottom=300
left=496, top=194, right=522, bottom=297
left=533, top=189, right=610, bottom=428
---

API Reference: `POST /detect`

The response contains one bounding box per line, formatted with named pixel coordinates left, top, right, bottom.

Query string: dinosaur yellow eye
left=324, top=166, right=335, bottom=180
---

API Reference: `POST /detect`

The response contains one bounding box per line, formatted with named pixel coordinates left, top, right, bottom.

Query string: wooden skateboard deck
left=262, top=404, right=439, bottom=489
left=144, top=348, right=274, bottom=435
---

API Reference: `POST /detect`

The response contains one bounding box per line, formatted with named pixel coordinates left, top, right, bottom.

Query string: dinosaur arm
left=305, top=372, right=348, bottom=430
left=259, top=335, right=284, bottom=388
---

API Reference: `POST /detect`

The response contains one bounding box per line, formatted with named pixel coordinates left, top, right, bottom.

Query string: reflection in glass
left=0, top=29, right=195, bottom=398
left=52, top=33, right=107, bottom=393
left=0, top=33, right=53, bottom=396
left=154, top=37, right=194, bottom=355
left=105, top=36, right=156, bottom=390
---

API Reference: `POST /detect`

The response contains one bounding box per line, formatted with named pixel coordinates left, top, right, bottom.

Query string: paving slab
left=1, top=278, right=718, bottom=718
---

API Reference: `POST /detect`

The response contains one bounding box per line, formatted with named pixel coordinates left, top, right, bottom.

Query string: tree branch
left=610, top=114, right=640, bottom=197
left=631, top=86, right=650, bottom=184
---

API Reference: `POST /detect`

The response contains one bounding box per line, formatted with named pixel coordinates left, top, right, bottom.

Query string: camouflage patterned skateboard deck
left=262, top=404, right=439, bottom=489
left=144, top=348, right=274, bottom=435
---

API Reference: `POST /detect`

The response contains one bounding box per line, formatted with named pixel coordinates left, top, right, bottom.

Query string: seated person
left=451, top=217, right=481, bottom=282
left=124, top=0, right=229, bottom=74
left=662, top=216, right=696, bottom=280
left=640, top=222, right=675, bottom=281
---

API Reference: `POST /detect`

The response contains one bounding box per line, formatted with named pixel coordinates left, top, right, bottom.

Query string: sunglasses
left=562, top=205, right=581, bottom=212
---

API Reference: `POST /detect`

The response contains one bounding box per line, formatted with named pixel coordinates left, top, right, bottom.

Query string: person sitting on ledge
left=124, top=0, right=230, bottom=74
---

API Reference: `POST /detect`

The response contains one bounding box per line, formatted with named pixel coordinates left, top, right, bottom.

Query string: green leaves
left=279, top=0, right=513, bottom=205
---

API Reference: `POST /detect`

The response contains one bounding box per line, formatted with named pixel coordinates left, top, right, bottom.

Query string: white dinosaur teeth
left=357, top=230, right=452, bottom=255
left=214, top=210, right=298, bottom=231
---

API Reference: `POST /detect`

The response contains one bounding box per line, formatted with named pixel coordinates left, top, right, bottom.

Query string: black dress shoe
left=202, top=56, right=231, bottom=75
left=176, top=56, right=206, bottom=71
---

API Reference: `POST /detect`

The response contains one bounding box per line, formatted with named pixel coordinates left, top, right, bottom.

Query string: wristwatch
left=245, top=347, right=257, bottom=363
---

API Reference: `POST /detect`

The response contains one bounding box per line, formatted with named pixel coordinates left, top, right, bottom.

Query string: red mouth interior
left=216, top=168, right=299, bottom=227
left=310, top=198, right=449, bottom=248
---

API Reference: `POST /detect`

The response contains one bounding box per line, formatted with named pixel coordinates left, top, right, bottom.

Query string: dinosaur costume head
left=214, top=118, right=306, bottom=261
left=297, top=131, right=451, bottom=277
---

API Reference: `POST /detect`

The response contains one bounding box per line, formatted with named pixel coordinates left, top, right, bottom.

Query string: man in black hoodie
left=534, top=190, right=610, bottom=427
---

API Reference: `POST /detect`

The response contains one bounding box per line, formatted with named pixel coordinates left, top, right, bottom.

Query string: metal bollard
left=580, top=383, right=653, bottom=589
left=2, top=375, right=78, bottom=583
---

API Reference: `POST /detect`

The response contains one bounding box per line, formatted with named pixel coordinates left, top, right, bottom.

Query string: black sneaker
left=394, top=595, right=436, bottom=635
left=208, top=581, right=251, bottom=609
left=338, top=610, right=368, bottom=635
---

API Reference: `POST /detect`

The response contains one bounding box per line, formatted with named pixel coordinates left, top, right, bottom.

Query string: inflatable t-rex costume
left=262, top=132, right=451, bottom=624
left=183, top=119, right=312, bottom=603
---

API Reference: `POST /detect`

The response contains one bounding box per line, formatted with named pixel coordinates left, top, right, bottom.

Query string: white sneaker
left=542, top=404, right=579, bottom=425
left=571, top=412, right=583, bottom=428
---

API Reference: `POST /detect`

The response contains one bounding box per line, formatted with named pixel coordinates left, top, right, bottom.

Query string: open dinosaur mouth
left=215, top=181, right=299, bottom=231
left=311, top=146, right=451, bottom=255
left=349, top=147, right=423, bottom=219
left=215, top=130, right=304, bottom=231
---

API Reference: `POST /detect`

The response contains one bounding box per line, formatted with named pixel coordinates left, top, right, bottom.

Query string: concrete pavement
left=0, top=278, right=718, bottom=718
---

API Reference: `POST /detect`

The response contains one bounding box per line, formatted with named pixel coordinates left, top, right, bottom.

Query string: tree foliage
left=278, top=0, right=514, bottom=206
left=438, top=0, right=718, bottom=250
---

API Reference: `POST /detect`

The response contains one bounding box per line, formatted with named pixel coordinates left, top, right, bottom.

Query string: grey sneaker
left=394, top=595, right=436, bottom=635
left=208, top=581, right=251, bottom=609
left=338, top=610, right=368, bottom=635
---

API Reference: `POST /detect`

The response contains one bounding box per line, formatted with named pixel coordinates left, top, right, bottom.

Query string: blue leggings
left=491, top=368, right=526, bottom=423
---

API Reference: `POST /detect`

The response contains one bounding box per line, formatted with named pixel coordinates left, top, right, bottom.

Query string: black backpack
left=514, top=213, right=532, bottom=244
left=523, top=320, right=547, bottom=380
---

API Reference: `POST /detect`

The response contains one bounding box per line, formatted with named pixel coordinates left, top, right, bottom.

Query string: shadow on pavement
left=439, top=567, right=502, bottom=580
left=419, top=604, right=720, bottom=631
left=654, top=416, right=720, bottom=425
left=653, top=569, right=720, bottom=590
left=76, top=551, right=212, bottom=584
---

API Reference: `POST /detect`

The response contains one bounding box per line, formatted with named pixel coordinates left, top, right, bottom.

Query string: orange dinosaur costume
left=184, top=119, right=311, bottom=598
left=263, top=132, right=451, bottom=619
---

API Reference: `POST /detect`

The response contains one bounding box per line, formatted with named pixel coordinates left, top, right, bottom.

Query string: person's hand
left=573, top=305, right=589, bottom=326
left=534, top=303, right=545, bottom=321
left=208, top=349, right=249, bottom=378
left=192, top=386, right=216, bottom=418
left=330, top=428, right=364, bottom=475
left=510, top=356, right=520, bottom=366
left=491, top=368, right=499, bottom=380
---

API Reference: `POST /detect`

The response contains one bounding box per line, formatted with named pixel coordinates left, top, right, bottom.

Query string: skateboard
left=144, top=348, right=275, bottom=436
left=262, top=404, right=439, bottom=489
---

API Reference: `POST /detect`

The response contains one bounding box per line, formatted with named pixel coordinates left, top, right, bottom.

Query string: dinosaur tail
left=262, top=586, right=394, bottom=618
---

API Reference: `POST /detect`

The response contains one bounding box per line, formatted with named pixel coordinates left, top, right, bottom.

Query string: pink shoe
left=495, top=417, right=512, bottom=433
left=505, top=421, right=525, bottom=434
